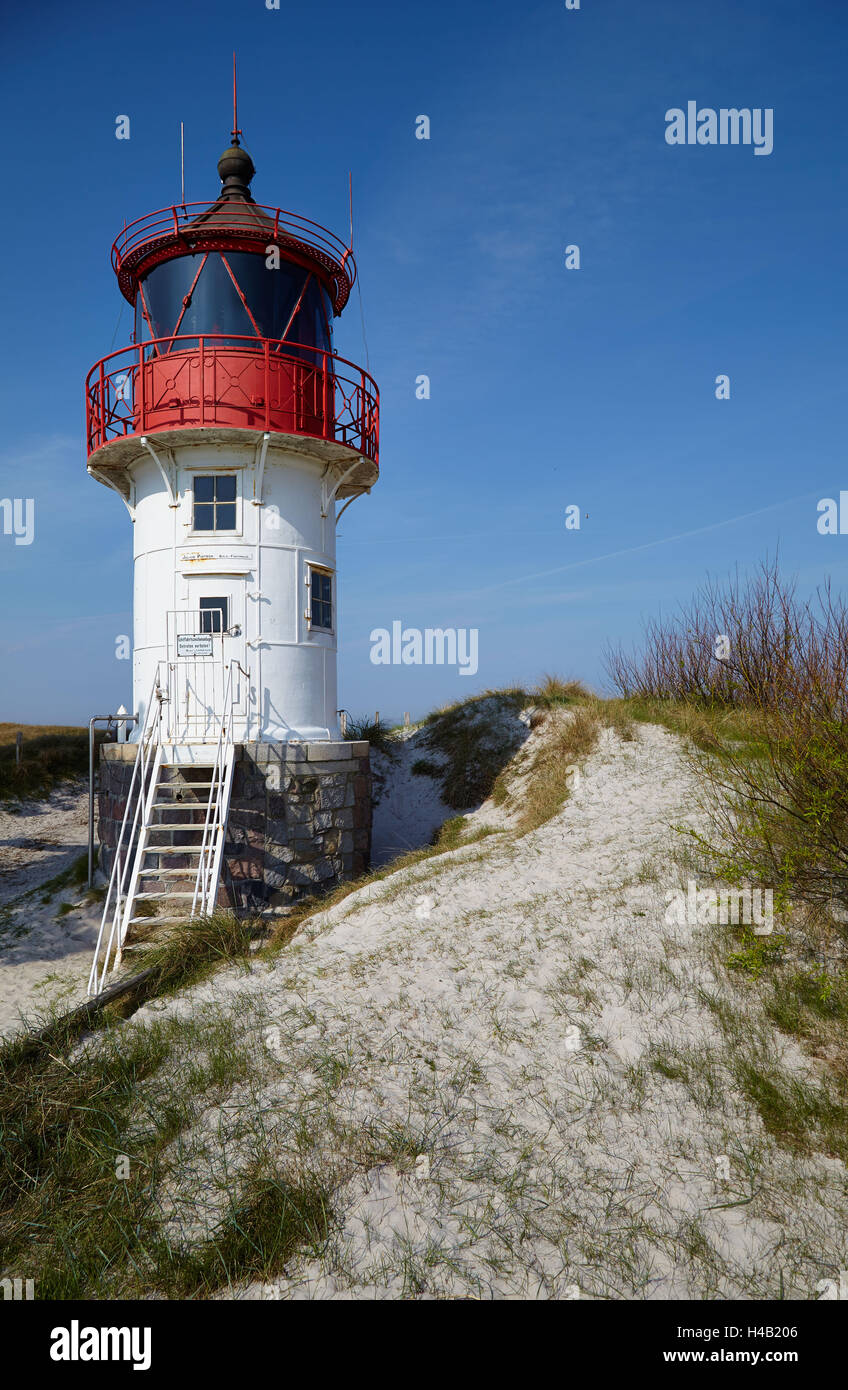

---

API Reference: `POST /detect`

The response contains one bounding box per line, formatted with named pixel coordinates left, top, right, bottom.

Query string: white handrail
left=87, top=668, right=165, bottom=994
left=191, top=661, right=240, bottom=918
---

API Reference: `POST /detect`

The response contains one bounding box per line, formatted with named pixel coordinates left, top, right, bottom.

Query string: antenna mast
left=232, top=52, right=241, bottom=143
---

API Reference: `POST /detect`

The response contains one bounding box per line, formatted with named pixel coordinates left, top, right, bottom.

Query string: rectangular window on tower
left=193, top=475, right=237, bottom=531
left=308, top=567, right=333, bottom=632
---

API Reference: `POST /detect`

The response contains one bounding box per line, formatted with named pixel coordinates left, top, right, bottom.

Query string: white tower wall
left=128, top=439, right=338, bottom=742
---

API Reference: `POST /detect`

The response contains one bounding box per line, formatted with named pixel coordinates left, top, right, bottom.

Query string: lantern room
left=87, top=134, right=378, bottom=458
left=129, top=143, right=336, bottom=357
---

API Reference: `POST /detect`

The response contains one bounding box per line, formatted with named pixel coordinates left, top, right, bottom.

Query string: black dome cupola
left=216, top=137, right=256, bottom=201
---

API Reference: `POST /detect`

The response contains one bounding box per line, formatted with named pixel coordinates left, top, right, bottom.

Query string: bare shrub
left=606, top=559, right=848, bottom=925
left=604, top=557, right=803, bottom=708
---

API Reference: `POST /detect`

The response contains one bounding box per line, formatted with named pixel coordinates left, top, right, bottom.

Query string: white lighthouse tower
left=85, top=111, right=378, bottom=989
left=86, top=123, right=378, bottom=744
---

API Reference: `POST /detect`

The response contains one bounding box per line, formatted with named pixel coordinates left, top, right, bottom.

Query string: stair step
left=127, top=915, right=195, bottom=926
left=138, top=867, right=201, bottom=878
left=158, top=778, right=216, bottom=785
left=155, top=794, right=214, bottom=802
left=159, top=762, right=217, bottom=770
left=146, top=819, right=207, bottom=827
left=157, top=792, right=215, bottom=798
left=141, top=839, right=204, bottom=850
left=157, top=783, right=215, bottom=790
left=134, top=891, right=197, bottom=902
left=154, top=783, right=215, bottom=790
left=151, top=799, right=212, bottom=808
left=150, top=835, right=207, bottom=843
left=150, top=823, right=208, bottom=830
left=159, top=773, right=216, bottom=781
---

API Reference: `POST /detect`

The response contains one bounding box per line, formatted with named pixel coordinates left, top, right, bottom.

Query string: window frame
left=189, top=472, right=241, bottom=536
left=306, top=564, right=335, bottom=635
left=198, top=596, right=229, bottom=635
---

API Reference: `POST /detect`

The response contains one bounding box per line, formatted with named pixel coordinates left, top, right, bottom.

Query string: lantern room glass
left=135, top=251, right=334, bottom=360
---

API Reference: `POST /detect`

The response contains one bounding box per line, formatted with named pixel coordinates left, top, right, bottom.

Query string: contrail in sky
left=465, top=492, right=817, bottom=597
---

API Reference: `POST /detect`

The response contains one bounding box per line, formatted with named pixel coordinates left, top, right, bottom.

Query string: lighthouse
left=86, top=109, right=377, bottom=989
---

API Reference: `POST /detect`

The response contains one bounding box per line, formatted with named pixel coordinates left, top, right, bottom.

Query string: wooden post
left=15, top=731, right=22, bottom=767
left=404, top=711, right=410, bottom=727
left=375, top=711, right=380, bottom=726
left=339, top=710, right=347, bottom=737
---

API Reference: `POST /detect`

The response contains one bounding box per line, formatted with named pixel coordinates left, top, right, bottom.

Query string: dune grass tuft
left=131, top=910, right=256, bottom=997
left=0, top=724, right=96, bottom=801
left=517, top=705, right=601, bottom=835
left=342, top=715, right=397, bottom=757
left=417, top=691, right=528, bottom=809
left=0, top=1008, right=332, bottom=1298
left=532, top=675, right=592, bottom=707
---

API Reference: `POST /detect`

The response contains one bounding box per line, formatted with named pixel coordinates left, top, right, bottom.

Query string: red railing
left=111, top=201, right=356, bottom=307
left=85, top=334, right=379, bottom=465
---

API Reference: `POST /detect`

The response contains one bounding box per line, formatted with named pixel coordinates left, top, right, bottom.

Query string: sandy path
left=0, top=782, right=99, bottom=1034
left=370, top=731, right=454, bottom=866
left=0, top=782, right=89, bottom=906
left=130, top=722, right=848, bottom=1299
left=370, top=699, right=530, bottom=864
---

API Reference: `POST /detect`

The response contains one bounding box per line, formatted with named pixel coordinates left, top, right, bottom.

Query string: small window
left=199, top=597, right=228, bottom=634
left=193, top=475, right=237, bottom=531
left=309, top=568, right=333, bottom=631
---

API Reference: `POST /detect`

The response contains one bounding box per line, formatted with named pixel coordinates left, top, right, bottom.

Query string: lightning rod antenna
left=232, top=52, right=241, bottom=143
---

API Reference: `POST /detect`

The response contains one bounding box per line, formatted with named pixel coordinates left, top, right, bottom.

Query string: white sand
left=0, top=781, right=100, bottom=1034
left=369, top=727, right=454, bottom=866
left=371, top=697, right=531, bottom=863
left=121, top=718, right=848, bottom=1300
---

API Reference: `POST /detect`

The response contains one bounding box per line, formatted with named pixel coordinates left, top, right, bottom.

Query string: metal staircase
left=88, top=662, right=241, bottom=995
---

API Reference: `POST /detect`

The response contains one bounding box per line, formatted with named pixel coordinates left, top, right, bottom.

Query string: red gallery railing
left=85, top=335, right=379, bottom=465
left=111, top=202, right=356, bottom=311
left=113, top=202, right=355, bottom=276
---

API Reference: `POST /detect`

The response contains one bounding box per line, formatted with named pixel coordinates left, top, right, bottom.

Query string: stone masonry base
left=98, top=741, right=372, bottom=913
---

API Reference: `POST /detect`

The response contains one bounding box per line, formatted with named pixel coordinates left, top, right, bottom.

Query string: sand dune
left=117, top=713, right=848, bottom=1300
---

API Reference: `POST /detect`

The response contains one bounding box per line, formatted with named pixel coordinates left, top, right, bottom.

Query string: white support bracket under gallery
left=321, top=459, right=364, bottom=518
left=140, top=437, right=178, bottom=508
left=88, top=466, right=136, bottom=521
left=252, top=432, right=271, bottom=505
left=335, top=488, right=371, bottom=525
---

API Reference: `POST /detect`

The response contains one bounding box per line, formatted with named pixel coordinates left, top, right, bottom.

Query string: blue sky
left=1, top=0, right=846, bottom=723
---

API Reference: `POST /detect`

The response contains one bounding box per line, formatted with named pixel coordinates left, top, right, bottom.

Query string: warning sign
left=176, top=634, right=215, bottom=657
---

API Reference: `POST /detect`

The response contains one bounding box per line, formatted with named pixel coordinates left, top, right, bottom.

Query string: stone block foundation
left=98, top=741, right=372, bottom=913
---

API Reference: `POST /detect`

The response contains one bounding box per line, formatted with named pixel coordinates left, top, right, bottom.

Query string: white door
left=166, top=582, right=248, bottom=741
